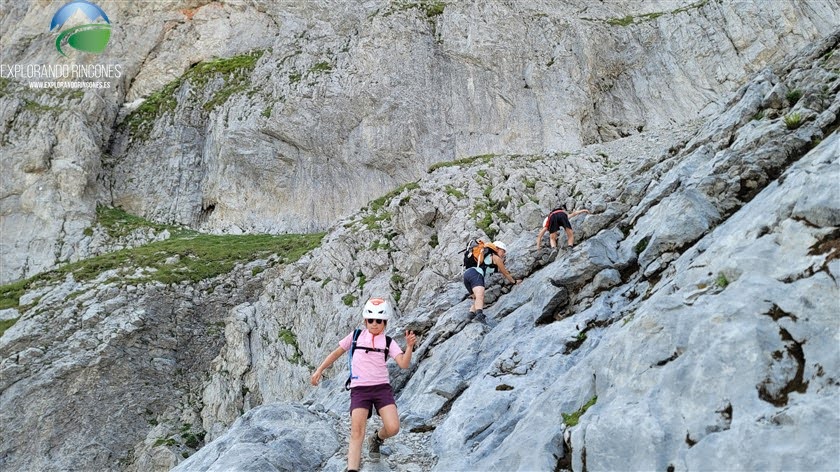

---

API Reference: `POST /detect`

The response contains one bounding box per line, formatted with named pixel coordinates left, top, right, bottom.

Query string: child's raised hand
left=405, top=330, right=417, bottom=348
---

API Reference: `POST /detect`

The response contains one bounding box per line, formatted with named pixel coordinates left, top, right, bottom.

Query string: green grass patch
left=153, top=437, right=177, bottom=448
left=752, top=110, right=765, bottom=121
left=606, top=15, right=634, bottom=26
left=385, top=1, right=446, bottom=18
left=96, top=206, right=184, bottom=238
left=429, top=233, right=439, bottom=248
left=0, top=77, right=11, bottom=96
left=471, top=193, right=511, bottom=241
left=715, top=273, right=729, bottom=288
left=0, top=232, right=325, bottom=299
left=0, top=278, right=29, bottom=310
left=278, top=327, right=296, bottom=345
left=605, top=0, right=707, bottom=27
left=22, top=98, right=63, bottom=113
left=369, top=181, right=421, bottom=212
left=0, top=318, right=19, bottom=337
left=278, top=327, right=304, bottom=364
left=309, top=61, right=333, bottom=74
left=428, top=154, right=495, bottom=172
left=123, top=49, right=264, bottom=140
left=369, top=239, right=391, bottom=251
left=444, top=185, right=465, bottom=199
left=360, top=212, right=390, bottom=231
left=562, top=395, right=597, bottom=427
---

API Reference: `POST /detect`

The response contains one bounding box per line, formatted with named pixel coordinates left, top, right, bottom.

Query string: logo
left=50, top=1, right=111, bottom=57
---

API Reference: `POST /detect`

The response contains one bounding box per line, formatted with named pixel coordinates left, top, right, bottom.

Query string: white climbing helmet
left=362, top=297, right=393, bottom=320
left=493, top=241, right=508, bottom=253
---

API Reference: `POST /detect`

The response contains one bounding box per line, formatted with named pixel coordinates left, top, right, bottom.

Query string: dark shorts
left=350, top=383, right=395, bottom=417
left=463, top=267, right=485, bottom=293
left=548, top=212, right=571, bottom=233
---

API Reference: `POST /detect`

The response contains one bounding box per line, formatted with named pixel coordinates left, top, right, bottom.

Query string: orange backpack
left=463, top=239, right=499, bottom=269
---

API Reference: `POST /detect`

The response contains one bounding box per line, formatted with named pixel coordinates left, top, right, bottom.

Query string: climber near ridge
left=310, top=297, right=416, bottom=472
left=535, top=205, right=590, bottom=250
left=463, top=240, right=522, bottom=324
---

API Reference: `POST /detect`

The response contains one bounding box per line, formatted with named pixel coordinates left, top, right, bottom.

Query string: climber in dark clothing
left=536, top=206, right=589, bottom=250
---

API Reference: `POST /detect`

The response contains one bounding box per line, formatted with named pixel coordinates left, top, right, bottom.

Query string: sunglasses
left=365, top=318, right=385, bottom=325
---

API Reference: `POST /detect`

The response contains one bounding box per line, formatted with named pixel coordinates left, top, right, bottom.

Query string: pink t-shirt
left=339, top=329, right=403, bottom=388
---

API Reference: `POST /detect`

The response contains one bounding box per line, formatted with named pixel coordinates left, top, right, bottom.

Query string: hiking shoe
left=473, top=311, right=487, bottom=324
left=368, top=429, right=383, bottom=460
left=548, top=248, right=559, bottom=262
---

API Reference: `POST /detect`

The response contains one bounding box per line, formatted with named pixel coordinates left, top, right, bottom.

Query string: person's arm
left=311, top=346, right=346, bottom=385
left=569, top=209, right=590, bottom=218
left=494, top=255, right=522, bottom=285
left=536, top=227, right=547, bottom=249
left=395, top=331, right=416, bottom=369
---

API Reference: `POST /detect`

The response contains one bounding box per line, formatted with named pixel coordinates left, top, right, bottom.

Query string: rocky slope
left=0, top=3, right=838, bottom=472
left=2, top=0, right=838, bottom=283
left=176, top=31, right=840, bottom=471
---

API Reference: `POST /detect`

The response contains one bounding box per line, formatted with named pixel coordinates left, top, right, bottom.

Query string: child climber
left=536, top=205, right=590, bottom=250
left=310, top=297, right=416, bottom=471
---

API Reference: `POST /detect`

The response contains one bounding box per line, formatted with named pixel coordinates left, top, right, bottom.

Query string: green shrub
left=634, top=237, right=650, bottom=255
left=784, top=112, right=802, bottom=129
left=357, top=271, right=367, bottom=291
left=786, top=89, right=802, bottom=105
left=343, top=294, right=358, bottom=306
left=715, top=273, right=729, bottom=288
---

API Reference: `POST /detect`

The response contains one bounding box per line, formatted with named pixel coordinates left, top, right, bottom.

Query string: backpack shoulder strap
left=351, top=328, right=362, bottom=356
left=384, top=336, right=393, bottom=361
left=345, top=328, right=363, bottom=391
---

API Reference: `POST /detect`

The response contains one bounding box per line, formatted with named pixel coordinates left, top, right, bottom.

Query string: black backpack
left=344, top=328, right=393, bottom=390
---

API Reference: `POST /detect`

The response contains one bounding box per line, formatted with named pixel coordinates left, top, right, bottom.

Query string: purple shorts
left=350, top=383, right=395, bottom=416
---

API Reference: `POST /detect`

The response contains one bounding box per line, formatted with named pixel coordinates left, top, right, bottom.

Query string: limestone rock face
left=2, top=0, right=838, bottom=283
left=173, top=404, right=340, bottom=472
left=194, top=31, right=840, bottom=471
left=0, top=264, right=267, bottom=472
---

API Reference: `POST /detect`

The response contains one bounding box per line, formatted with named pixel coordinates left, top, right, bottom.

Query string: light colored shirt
left=339, top=329, right=403, bottom=388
